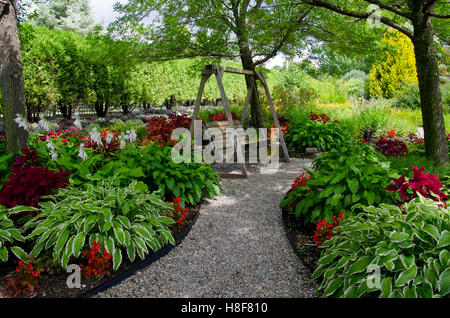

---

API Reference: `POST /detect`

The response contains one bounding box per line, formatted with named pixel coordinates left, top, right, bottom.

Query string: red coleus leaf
left=0, top=149, right=71, bottom=208
left=386, top=165, right=448, bottom=208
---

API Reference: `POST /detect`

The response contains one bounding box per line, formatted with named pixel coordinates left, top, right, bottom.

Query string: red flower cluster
left=380, top=128, right=396, bottom=139
left=386, top=165, right=448, bottom=207
left=310, top=112, right=340, bottom=124
left=171, top=197, right=189, bottom=232
left=0, top=149, right=71, bottom=208
left=80, top=241, right=112, bottom=280
left=145, top=115, right=192, bottom=144
left=209, top=112, right=239, bottom=122
left=268, top=116, right=292, bottom=140
left=37, top=129, right=77, bottom=142
left=290, top=172, right=311, bottom=192
left=313, top=212, right=344, bottom=246
left=7, top=261, right=41, bottom=296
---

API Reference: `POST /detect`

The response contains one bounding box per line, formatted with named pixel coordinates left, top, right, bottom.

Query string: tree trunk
left=411, top=12, right=449, bottom=165
left=0, top=0, right=29, bottom=154
left=240, top=46, right=265, bottom=128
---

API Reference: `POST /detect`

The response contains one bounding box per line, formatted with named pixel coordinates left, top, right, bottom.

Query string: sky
left=88, top=0, right=285, bottom=68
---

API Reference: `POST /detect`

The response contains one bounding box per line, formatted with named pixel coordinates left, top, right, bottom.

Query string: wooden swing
left=190, top=65, right=290, bottom=178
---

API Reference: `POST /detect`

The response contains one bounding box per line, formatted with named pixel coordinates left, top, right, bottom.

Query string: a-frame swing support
left=191, top=65, right=290, bottom=178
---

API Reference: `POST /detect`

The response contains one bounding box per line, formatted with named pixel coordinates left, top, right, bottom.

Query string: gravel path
left=97, top=158, right=317, bottom=298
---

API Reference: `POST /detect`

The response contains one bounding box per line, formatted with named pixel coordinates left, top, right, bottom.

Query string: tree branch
left=300, top=0, right=413, bottom=38
left=248, top=0, right=263, bottom=26
left=364, top=0, right=412, bottom=19
left=423, top=0, right=438, bottom=13
left=253, top=8, right=311, bottom=66
left=429, top=13, right=450, bottom=18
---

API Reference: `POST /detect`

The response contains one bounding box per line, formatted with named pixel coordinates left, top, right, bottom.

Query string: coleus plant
left=386, top=165, right=448, bottom=207
left=145, top=114, right=191, bottom=144
left=375, top=138, right=409, bottom=157
left=310, top=112, right=340, bottom=124
left=0, top=149, right=71, bottom=208
left=374, top=129, right=408, bottom=157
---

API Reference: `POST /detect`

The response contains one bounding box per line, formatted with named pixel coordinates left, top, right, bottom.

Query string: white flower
left=46, top=139, right=55, bottom=151
left=119, top=134, right=126, bottom=149
left=50, top=150, right=58, bottom=161
left=73, top=111, right=83, bottom=130
left=89, top=127, right=103, bottom=147
left=15, top=114, right=30, bottom=132
left=38, top=113, right=51, bottom=132
left=105, top=132, right=114, bottom=145
left=78, top=143, right=88, bottom=161
left=74, top=119, right=83, bottom=130
left=128, top=129, right=137, bottom=144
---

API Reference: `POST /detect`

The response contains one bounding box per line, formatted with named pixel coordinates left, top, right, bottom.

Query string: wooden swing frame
left=190, top=64, right=290, bottom=178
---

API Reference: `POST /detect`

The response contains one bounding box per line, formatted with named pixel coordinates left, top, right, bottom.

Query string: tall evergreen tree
left=30, top=0, right=102, bottom=35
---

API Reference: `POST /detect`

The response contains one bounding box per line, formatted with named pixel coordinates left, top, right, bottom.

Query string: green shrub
left=31, top=133, right=221, bottom=206
left=85, top=144, right=221, bottom=206
left=393, top=82, right=421, bottom=110
left=281, top=143, right=397, bottom=224
left=312, top=198, right=450, bottom=298
left=22, top=178, right=176, bottom=270
left=285, top=121, right=350, bottom=152
left=340, top=70, right=368, bottom=82
left=442, top=80, right=450, bottom=112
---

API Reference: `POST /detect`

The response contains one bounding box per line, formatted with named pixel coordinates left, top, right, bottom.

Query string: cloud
left=89, top=0, right=125, bottom=27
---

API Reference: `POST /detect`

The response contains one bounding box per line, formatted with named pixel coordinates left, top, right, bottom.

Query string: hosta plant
left=0, top=206, right=29, bottom=262
left=21, top=177, right=177, bottom=271
left=285, top=120, right=349, bottom=152
left=312, top=197, right=450, bottom=298
left=281, top=143, right=397, bottom=224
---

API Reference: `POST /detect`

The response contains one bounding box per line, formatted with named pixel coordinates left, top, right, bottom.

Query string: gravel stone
left=97, top=158, right=317, bottom=298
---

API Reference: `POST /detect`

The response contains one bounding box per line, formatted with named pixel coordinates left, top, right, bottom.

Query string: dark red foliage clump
left=386, top=165, right=448, bottom=207
left=375, top=138, right=408, bottom=157
left=310, top=112, right=340, bottom=124
left=145, top=114, right=192, bottom=144
left=0, top=149, right=72, bottom=208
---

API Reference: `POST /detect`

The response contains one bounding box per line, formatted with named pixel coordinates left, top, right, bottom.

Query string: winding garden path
left=97, top=158, right=317, bottom=298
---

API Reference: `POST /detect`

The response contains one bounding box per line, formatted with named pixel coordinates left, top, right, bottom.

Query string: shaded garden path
left=97, top=158, right=317, bottom=298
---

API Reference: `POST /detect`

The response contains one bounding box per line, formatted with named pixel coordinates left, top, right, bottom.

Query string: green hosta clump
left=0, top=206, right=29, bottom=262
left=21, top=177, right=176, bottom=271
left=313, top=198, right=450, bottom=298
left=281, top=144, right=397, bottom=224
left=285, top=121, right=350, bottom=152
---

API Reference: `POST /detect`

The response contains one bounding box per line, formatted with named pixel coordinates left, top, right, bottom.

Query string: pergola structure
left=191, top=64, right=290, bottom=178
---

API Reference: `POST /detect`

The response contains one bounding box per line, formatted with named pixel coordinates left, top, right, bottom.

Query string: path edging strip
left=78, top=208, right=201, bottom=298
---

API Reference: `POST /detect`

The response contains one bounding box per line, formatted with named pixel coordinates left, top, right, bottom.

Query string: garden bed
left=0, top=205, right=201, bottom=298
left=281, top=204, right=319, bottom=275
